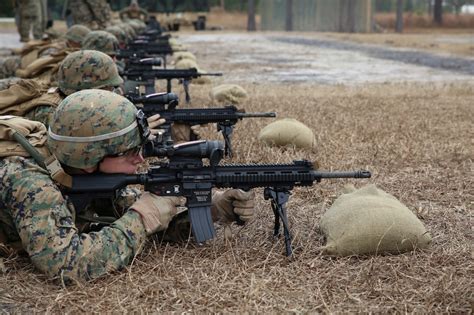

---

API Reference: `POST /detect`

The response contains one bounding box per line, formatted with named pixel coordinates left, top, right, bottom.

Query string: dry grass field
left=1, top=81, right=472, bottom=312
left=1, top=10, right=473, bottom=314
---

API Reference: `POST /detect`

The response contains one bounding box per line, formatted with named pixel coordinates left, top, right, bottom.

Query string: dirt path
left=179, top=32, right=474, bottom=85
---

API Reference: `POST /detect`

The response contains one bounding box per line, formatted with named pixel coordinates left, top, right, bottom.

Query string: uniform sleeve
left=2, top=158, right=147, bottom=281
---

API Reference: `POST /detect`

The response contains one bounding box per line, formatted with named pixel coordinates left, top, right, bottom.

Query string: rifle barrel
left=314, top=170, right=372, bottom=179
left=237, top=112, right=276, bottom=118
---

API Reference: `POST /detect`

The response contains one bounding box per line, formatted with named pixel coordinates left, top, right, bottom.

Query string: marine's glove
left=171, top=123, right=202, bottom=143
left=146, top=114, right=166, bottom=141
left=130, top=192, right=180, bottom=235
left=211, top=189, right=256, bottom=224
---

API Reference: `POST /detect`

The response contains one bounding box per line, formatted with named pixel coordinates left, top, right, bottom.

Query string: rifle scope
left=144, top=140, right=224, bottom=164
left=127, top=92, right=179, bottom=106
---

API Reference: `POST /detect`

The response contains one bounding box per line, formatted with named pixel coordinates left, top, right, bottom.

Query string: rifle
left=125, top=57, right=164, bottom=72
left=117, top=46, right=180, bottom=68
left=133, top=33, right=171, bottom=43
left=142, top=104, right=276, bottom=157
left=123, top=67, right=223, bottom=103
left=65, top=140, right=371, bottom=256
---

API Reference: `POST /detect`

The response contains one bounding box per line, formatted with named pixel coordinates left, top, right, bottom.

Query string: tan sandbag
left=258, top=118, right=315, bottom=149
left=320, top=184, right=432, bottom=256
left=173, top=51, right=197, bottom=63
left=175, top=59, right=198, bottom=70
left=210, top=84, right=248, bottom=104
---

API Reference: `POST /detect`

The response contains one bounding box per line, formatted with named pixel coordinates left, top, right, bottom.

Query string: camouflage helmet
left=57, top=50, right=124, bottom=96
left=82, top=31, right=119, bottom=56
left=127, top=19, right=146, bottom=33
left=105, top=26, right=127, bottom=46
left=64, top=24, right=91, bottom=44
left=119, top=23, right=137, bottom=40
left=48, top=89, right=146, bottom=169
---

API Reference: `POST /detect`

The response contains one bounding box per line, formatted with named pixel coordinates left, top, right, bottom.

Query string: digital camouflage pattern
left=68, top=0, right=111, bottom=30
left=0, top=155, right=147, bottom=281
left=126, top=19, right=147, bottom=33
left=57, top=50, right=123, bottom=95
left=105, top=26, right=128, bottom=47
left=64, top=24, right=91, bottom=45
left=23, top=105, right=56, bottom=128
left=48, top=89, right=142, bottom=169
left=18, top=0, right=43, bottom=42
left=0, top=57, right=21, bottom=80
left=119, top=23, right=137, bottom=41
left=81, top=31, right=119, bottom=56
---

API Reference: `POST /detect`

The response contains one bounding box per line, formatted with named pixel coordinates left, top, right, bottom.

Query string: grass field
left=0, top=10, right=473, bottom=314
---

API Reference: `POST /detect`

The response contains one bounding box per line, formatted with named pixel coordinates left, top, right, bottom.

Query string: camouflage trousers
left=69, top=0, right=111, bottom=30
left=18, top=0, right=43, bottom=41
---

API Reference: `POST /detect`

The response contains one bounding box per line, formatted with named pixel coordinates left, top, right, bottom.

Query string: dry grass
left=1, top=80, right=473, bottom=312
left=1, top=10, right=473, bottom=312
left=376, top=12, right=474, bottom=29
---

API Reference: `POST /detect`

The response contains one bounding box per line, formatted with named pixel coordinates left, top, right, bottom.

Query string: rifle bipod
left=264, top=188, right=293, bottom=257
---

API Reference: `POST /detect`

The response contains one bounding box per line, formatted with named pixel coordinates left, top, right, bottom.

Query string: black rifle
left=133, top=33, right=171, bottom=43
left=127, top=92, right=179, bottom=111
left=123, top=67, right=223, bottom=103
left=65, top=140, right=371, bottom=256
left=117, top=46, right=181, bottom=69
left=141, top=103, right=276, bottom=157
left=127, top=42, right=174, bottom=51
left=125, top=57, right=164, bottom=72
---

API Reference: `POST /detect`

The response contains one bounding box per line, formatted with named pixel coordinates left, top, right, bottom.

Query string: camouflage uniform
left=69, top=0, right=112, bottom=30
left=0, top=90, right=149, bottom=281
left=18, top=0, right=43, bottom=42
left=0, top=50, right=123, bottom=128
left=0, top=155, right=147, bottom=281
left=0, top=57, right=21, bottom=80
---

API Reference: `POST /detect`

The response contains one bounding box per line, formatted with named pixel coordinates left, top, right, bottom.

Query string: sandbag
left=258, top=118, right=315, bottom=149
left=175, top=59, right=199, bottom=70
left=210, top=84, right=248, bottom=104
left=173, top=51, right=197, bottom=63
left=320, top=184, right=432, bottom=256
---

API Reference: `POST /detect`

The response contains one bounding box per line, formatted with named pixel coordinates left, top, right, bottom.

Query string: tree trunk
left=220, top=0, right=225, bottom=11
left=434, top=0, right=443, bottom=25
left=396, top=0, right=404, bottom=33
left=285, top=0, right=293, bottom=31
left=247, top=0, right=256, bottom=31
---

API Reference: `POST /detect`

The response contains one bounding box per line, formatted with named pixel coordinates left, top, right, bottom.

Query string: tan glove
left=146, top=114, right=166, bottom=141
left=171, top=123, right=202, bottom=143
left=130, top=192, right=180, bottom=235
left=211, top=189, right=255, bottom=224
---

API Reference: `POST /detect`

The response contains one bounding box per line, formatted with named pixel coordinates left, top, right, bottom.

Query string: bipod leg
left=217, top=124, right=234, bottom=157
left=265, top=188, right=292, bottom=256
left=183, top=79, right=191, bottom=103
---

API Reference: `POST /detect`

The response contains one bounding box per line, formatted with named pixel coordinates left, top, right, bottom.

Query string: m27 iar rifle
left=64, top=140, right=371, bottom=256
left=123, top=67, right=223, bottom=102
left=127, top=92, right=276, bottom=156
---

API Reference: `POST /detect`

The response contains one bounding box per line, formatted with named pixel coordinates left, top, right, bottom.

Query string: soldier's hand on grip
left=130, top=192, right=181, bottom=235
left=212, top=189, right=256, bottom=224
